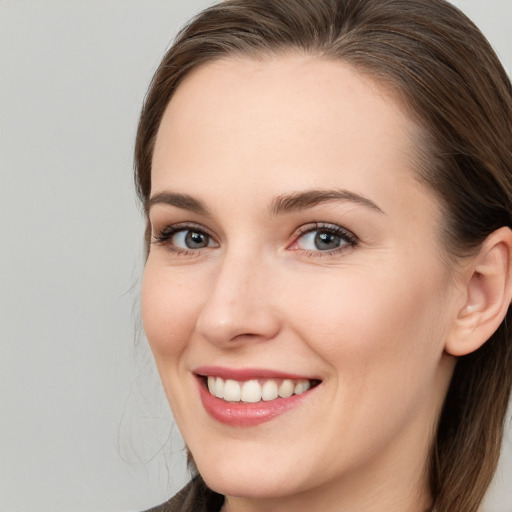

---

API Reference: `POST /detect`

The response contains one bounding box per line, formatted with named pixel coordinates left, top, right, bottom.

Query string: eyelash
left=151, top=221, right=358, bottom=257
left=290, top=222, right=358, bottom=256
left=152, top=222, right=216, bottom=256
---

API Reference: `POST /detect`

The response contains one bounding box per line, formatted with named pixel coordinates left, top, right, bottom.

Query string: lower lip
left=197, top=378, right=314, bottom=427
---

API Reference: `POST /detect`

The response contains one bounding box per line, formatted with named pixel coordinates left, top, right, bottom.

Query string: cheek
left=141, top=263, right=200, bottom=359
left=286, top=265, right=452, bottom=443
left=284, top=264, right=450, bottom=379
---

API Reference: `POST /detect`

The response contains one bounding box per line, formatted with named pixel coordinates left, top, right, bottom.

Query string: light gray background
left=0, top=1, right=510, bottom=511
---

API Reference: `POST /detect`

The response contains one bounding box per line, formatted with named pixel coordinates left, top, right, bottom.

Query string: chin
left=194, top=453, right=302, bottom=500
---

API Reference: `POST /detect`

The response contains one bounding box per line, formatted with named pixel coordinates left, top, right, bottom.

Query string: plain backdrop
left=0, top=1, right=510, bottom=511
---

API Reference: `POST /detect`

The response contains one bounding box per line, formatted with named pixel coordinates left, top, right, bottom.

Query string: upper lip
left=194, top=365, right=319, bottom=381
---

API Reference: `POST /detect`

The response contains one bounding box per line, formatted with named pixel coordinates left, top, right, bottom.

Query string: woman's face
left=142, top=55, right=460, bottom=510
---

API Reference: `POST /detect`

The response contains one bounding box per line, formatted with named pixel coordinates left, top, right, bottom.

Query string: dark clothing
left=144, top=477, right=224, bottom=512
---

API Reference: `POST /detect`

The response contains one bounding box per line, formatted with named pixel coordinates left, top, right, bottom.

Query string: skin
left=142, top=54, right=465, bottom=512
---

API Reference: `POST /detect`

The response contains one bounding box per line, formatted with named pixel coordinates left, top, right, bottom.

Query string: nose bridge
left=195, top=245, right=280, bottom=345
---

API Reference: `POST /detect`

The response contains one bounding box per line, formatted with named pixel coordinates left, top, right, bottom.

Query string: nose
left=195, top=251, right=282, bottom=347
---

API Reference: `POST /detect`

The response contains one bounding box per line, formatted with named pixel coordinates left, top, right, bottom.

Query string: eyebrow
left=147, top=188, right=384, bottom=217
left=146, top=191, right=210, bottom=215
left=270, top=189, right=385, bottom=215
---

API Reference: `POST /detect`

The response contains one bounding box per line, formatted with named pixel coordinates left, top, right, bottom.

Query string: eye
left=297, top=230, right=344, bottom=251
left=152, top=223, right=219, bottom=252
left=290, top=223, right=357, bottom=253
left=172, top=229, right=216, bottom=249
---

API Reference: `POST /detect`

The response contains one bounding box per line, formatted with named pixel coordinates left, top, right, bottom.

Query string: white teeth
left=241, top=380, right=262, bottom=403
left=205, top=376, right=314, bottom=402
left=207, top=376, right=311, bottom=403
left=261, top=380, right=278, bottom=401
left=294, top=380, right=310, bottom=395
left=214, top=376, right=224, bottom=398
left=278, top=379, right=294, bottom=398
left=223, top=379, right=241, bottom=402
left=207, top=376, right=215, bottom=394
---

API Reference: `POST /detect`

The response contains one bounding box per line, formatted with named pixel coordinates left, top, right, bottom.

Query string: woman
left=135, top=0, right=512, bottom=511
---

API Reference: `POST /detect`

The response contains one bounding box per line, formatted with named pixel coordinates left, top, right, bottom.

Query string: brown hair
left=134, top=1, right=512, bottom=510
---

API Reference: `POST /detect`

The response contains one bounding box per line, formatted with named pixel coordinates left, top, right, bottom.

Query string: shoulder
left=142, top=477, right=224, bottom=512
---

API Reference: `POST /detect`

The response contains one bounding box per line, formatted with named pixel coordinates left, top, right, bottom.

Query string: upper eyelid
left=292, top=222, right=357, bottom=238
left=152, top=221, right=214, bottom=236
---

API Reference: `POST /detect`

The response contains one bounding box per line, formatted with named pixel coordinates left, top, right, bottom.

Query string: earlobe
left=445, top=227, right=512, bottom=357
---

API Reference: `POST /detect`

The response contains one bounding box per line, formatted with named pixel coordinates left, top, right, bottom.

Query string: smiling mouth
left=194, top=369, right=322, bottom=426
left=201, top=375, right=321, bottom=403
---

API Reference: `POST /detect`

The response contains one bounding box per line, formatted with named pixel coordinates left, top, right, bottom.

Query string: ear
left=445, top=227, right=512, bottom=357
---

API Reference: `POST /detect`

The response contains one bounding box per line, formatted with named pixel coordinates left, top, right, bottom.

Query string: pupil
left=186, top=231, right=207, bottom=248
left=315, top=232, right=340, bottom=250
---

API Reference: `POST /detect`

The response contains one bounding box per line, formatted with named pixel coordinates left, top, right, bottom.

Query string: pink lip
left=194, top=365, right=315, bottom=381
left=193, top=367, right=320, bottom=427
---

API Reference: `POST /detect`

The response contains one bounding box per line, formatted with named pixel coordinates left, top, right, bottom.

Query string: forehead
left=151, top=54, right=432, bottom=218
left=155, top=54, right=413, bottom=156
